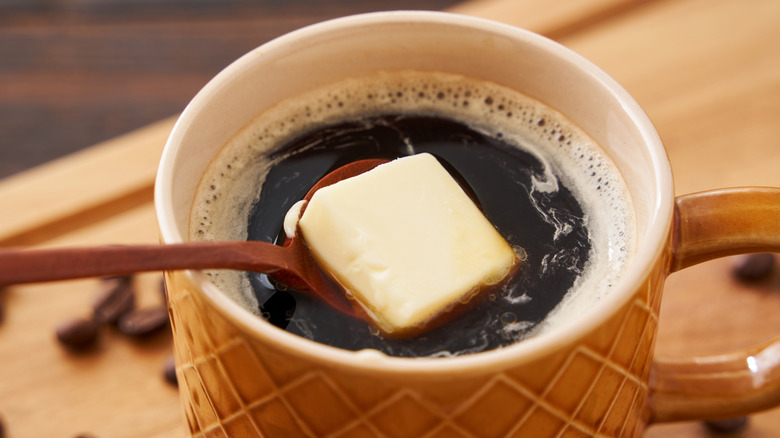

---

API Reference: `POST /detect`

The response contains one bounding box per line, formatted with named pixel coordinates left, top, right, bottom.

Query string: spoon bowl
left=0, top=158, right=389, bottom=318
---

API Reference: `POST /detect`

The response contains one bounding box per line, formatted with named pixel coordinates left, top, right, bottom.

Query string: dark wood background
left=0, top=0, right=460, bottom=179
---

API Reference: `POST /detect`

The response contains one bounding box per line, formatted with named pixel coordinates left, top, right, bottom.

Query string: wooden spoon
left=0, top=158, right=388, bottom=316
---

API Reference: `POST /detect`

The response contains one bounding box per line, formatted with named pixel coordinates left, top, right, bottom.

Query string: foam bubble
left=190, top=71, right=635, bottom=334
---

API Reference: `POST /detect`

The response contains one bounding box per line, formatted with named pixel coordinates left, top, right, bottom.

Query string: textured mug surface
left=164, top=263, right=667, bottom=437
left=157, top=11, right=679, bottom=437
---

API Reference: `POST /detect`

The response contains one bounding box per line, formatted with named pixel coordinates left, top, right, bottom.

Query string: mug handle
left=649, top=187, right=780, bottom=423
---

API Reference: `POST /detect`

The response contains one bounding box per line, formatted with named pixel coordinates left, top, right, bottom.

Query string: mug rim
left=155, top=10, right=674, bottom=375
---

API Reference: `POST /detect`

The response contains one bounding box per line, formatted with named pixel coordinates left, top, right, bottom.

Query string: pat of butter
left=298, top=153, right=516, bottom=334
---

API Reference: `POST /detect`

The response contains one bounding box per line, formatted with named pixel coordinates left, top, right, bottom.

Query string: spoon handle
left=0, top=241, right=294, bottom=286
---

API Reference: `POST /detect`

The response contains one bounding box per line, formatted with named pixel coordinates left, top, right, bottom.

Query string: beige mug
left=155, top=11, right=780, bottom=437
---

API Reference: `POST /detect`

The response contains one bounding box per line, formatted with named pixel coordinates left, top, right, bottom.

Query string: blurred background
left=0, top=0, right=461, bottom=179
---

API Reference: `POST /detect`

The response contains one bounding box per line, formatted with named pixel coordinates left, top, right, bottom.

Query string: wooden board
left=1, top=0, right=779, bottom=436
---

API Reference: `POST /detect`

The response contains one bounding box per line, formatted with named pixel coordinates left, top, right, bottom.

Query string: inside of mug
left=156, top=11, right=672, bottom=360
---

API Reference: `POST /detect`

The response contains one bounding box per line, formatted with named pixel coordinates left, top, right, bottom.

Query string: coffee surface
left=190, top=71, right=635, bottom=356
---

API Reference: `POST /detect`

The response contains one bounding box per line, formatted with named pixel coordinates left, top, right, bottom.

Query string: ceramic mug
left=155, top=11, right=780, bottom=437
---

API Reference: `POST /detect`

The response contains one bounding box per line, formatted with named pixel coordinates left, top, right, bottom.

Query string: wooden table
left=1, top=0, right=779, bottom=436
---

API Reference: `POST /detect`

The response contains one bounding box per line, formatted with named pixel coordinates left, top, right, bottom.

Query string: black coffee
left=191, top=71, right=634, bottom=357
left=245, top=115, right=589, bottom=357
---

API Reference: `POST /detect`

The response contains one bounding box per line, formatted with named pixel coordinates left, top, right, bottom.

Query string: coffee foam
left=190, top=70, right=635, bottom=338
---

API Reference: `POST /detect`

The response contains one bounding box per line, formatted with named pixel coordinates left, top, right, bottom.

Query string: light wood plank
left=449, top=0, right=640, bottom=36
left=0, top=116, right=175, bottom=246
left=557, top=0, right=780, bottom=194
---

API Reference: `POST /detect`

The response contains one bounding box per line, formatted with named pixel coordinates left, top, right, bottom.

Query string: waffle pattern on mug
left=165, top=262, right=665, bottom=438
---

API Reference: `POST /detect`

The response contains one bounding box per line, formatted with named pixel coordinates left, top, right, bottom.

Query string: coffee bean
left=732, top=253, right=775, bottom=281
left=703, top=416, right=748, bottom=432
left=93, top=277, right=136, bottom=324
left=163, top=354, right=178, bottom=386
left=56, top=317, right=99, bottom=350
left=117, top=306, right=169, bottom=337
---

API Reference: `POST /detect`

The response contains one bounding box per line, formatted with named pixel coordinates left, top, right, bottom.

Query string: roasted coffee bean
left=93, top=277, right=136, bottom=324
left=163, top=354, right=178, bottom=386
left=703, top=416, right=749, bottom=432
left=56, top=317, right=99, bottom=350
left=117, top=306, right=169, bottom=337
left=732, top=253, right=775, bottom=281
